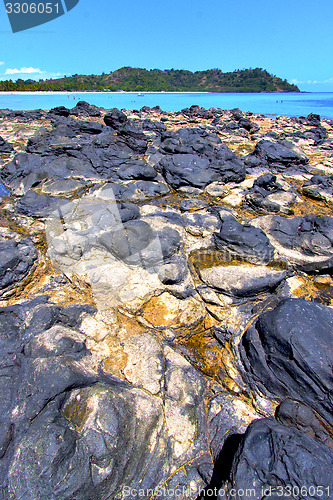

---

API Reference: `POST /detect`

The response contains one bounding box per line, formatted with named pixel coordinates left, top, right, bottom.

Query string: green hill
left=0, top=67, right=300, bottom=92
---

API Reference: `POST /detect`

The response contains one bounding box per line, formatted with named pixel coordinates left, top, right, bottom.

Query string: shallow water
left=0, top=91, right=333, bottom=118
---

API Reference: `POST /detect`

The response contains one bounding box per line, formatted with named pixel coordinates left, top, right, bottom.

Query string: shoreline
left=0, top=90, right=308, bottom=96
left=0, top=91, right=213, bottom=95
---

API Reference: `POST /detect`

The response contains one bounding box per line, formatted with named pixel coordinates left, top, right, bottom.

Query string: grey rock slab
left=199, top=264, right=287, bottom=297
left=40, top=179, right=87, bottom=196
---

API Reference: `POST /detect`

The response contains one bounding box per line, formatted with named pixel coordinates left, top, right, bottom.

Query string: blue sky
left=0, top=0, right=333, bottom=91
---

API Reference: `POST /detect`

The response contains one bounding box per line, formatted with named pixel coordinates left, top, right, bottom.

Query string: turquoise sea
left=0, top=92, right=333, bottom=119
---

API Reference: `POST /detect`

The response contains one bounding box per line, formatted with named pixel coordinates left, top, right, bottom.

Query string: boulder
left=16, top=190, right=61, bottom=217
left=240, top=298, right=333, bottom=425
left=159, top=154, right=212, bottom=188
left=70, top=100, right=102, bottom=117
left=252, top=173, right=281, bottom=194
left=246, top=190, right=297, bottom=214
left=48, top=106, right=70, bottom=117
left=307, top=112, right=321, bottom=126
left=0, top=235, right=37, bottom=295
left=159, top=151, right=245, bottom=190
left=104, top=108, right=128, bottom=128
left=214, top=218, right=275, bottom=264
left=245, top=140, right=309, bottom=172
left=159, top=128, right=220, bottom=156
left=98, top=219, right=156, bottom=266
left=0, top=297, right=97, bottom=496
left=276, top=399, right=333, bottom=449
left=0, top=109, right=45, bottom=122
left=252, top=215, right=333, bottom=271
left=0, top=136, right=14, bottom=153
left=290, top=126, right=328, bottom=146
left=238, top=117, right=260, bottom=134
left=226, top=416, right=333, bottom=500
left=302, top=175, right=333, bottom=204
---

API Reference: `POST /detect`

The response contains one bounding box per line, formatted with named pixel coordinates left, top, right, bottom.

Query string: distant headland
left=0, top=67, right=300, bottom=93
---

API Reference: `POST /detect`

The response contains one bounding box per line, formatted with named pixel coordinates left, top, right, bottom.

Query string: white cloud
left=290, top=77, right=333, bottom=85
left=0, top=67, right=64, bottom=81
left=5, top=66, right=43, bottom=75
left=0, top=62, right=4, bottom=66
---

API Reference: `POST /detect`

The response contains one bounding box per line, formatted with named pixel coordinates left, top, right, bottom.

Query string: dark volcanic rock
left=70, top=100, right=102, bottom=117
left=245, top=140, right=309, bottom=172
left=181, top=105, right=213, bottom=119
left=159, top=128, right=221, bottom=156
left=158, top=256, right=188, bottom=284
left=240, top=298, right=333, bottom=425
left=291, top=126, right=328, bottom=146
left=253, top=215, right=333, bottom=271
left=0, top=136, right=14, bottom=153
left=253, top=173, right=281, bottom=194
left=2, top=127, right=156, bottom=191
left=16, top=190, right=61, bottom=217
left=104, top=108, right=128, bottom=128
left=159, top=148, right=245, bottom=190
left=302, top=174, right=333, bottom=204
left=230, top=108, right=243, bottom=121
left=0, top=297, right=97, bottom=496
left=0, top=152, right=98, bottom=193
left=3, top=105, right=333, bottom=499
left=138, top=118, right=167, bottom=133
left=98, top=220, right=181, bottom=267
left=116, top=162, right=157, bottom=181
left=0, top=109, right=45, bottom=122
left=214, top=218, right=275, bottom=264
left=77, top=120, right=104, bottom=135
left=276, top=399, right=333, bottom=449
left=117, top=124, right=148, bottom=153
left=0, top=235, right=37, bottom=295
left=48, top=106, right=71, bottom=117
left=159, top=154, right=212, bottom=189
left=246, top=175, right=296, bottom=214
left=238, top=117, right=260, bottom=134
left=227, top=416, right=333, bottom=500
left=307, top=112, right=321, bottom=126
left=305, top=125, right=328, bottom=145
